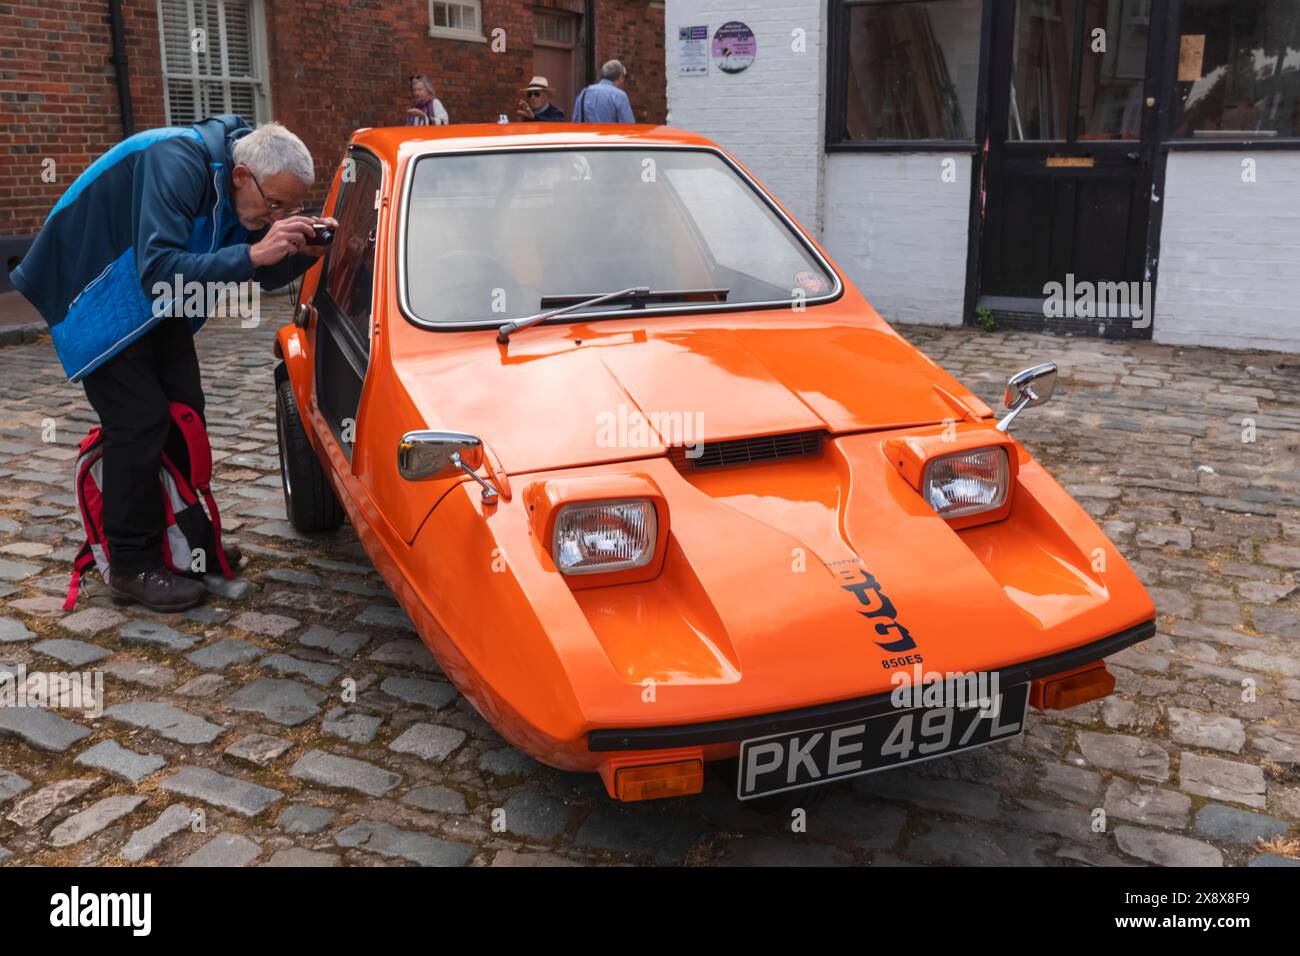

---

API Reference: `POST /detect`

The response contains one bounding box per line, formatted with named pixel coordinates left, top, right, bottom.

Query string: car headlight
left=553, top=499, right=657, bottom=575
left=922, top=446, right=1009, bottom=519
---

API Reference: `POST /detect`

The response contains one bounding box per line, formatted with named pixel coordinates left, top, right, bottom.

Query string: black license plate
left=737, top=683, right=1029, bottom=800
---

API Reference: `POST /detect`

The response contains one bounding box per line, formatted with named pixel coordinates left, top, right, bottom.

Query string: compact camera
left=311, top=221, right=335, bottom=247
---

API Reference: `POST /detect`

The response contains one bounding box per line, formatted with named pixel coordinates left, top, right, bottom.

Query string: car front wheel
left=275, top=376, right=345, bottom=533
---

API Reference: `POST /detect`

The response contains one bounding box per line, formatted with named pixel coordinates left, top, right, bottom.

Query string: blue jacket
left=11, top=114, right=314, bottom=381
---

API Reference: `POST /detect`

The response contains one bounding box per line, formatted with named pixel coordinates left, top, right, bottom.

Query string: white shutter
left=157, top=0, right=268, bottom=125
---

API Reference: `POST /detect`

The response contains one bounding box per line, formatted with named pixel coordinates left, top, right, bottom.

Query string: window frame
left=156, top=0, right=272, bottom=125
left=318, top=148, right=384, bottom=370
left=826, top=0, right=989, bottom=152
left=427, top=0, right=487, bottom=43
left=1159, top=0, right=1300, bottom=150
left=395, top=144, right=845, bottom=333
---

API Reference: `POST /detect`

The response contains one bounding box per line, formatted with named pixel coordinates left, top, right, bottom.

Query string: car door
left=314, top=148, right=381, bottom=463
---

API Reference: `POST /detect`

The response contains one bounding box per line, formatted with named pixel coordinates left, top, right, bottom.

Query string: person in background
left=572, top=59, right=635, bottom=123
left=406, top=74, right=450, bottom=126
left=516, top=76, right=565, bottom=122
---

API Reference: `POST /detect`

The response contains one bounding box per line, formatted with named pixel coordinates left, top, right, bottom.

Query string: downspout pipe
left=584, top=0, right=596, bottom=84
left=108, top=0, right=135, bottom=138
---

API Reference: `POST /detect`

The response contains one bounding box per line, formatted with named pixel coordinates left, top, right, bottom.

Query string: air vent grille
left=669, top=430, right=824, bottom=472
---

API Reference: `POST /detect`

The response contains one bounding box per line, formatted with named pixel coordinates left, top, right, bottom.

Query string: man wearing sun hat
left=516, top=76, right=566, bottom=122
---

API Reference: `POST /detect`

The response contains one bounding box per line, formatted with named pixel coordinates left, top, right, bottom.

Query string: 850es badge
left=834, top=562, right=922, bottom=668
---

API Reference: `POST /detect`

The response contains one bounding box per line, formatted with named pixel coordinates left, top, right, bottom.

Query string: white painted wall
left=664, top=0, right=827, bottom=232
left=1155, top=151, right=1300, bottom=352
left=822, top=153, right=971, bottom=326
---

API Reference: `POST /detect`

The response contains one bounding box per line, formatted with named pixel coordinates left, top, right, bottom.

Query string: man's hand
left=516, top=98, right=535, bottom=121
left=301, top=217, right=339, bottom=258
left=249, top=216, right=316, bottom=268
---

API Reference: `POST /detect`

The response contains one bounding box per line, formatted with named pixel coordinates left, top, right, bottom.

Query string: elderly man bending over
left=11, top=115, right=335, bottom=612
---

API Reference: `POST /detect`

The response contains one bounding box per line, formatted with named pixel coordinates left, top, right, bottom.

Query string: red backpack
left=64, top=401, right=234, bottom=610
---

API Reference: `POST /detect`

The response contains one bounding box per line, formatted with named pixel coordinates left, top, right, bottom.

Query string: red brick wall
left=0, top=0, right=666, bottom=239
left=0, top=0, right=163, bottom=237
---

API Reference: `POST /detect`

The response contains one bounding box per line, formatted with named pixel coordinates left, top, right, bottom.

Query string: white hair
left=232, top=121, right=314, bottom=184
left=601, top=59, right=626, bottom=81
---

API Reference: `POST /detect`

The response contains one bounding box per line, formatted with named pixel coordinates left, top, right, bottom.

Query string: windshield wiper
left=497, top=286, right=649, bottom=345
left=497, top=287, right=731, bottom=345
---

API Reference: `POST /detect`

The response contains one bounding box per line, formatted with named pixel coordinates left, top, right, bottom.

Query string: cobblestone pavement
left=0, top=301, right=1297, bottom=867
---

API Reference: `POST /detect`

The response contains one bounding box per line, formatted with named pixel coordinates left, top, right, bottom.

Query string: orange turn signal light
left=1031, top=662, right=1115, bottom=710
left=614, top=760, right=704, bottom=801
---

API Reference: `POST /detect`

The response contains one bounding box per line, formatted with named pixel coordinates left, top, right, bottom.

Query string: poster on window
left=678, top=25, right=709, bottom=76
left=712, top=21, right=756, bottom=74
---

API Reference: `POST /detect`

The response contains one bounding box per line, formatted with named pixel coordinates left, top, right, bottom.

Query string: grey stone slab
left=299, top=625, right=369, bottom=659
left=222, top=678, right=324, bottom=726
left=229, top=611, right=299, bottom=637
left=159, top=765, right=283, bottom=817
left=335, top=819, right=473, bottom=867
left=1168, top=707, right=1245, bottom=753
left=908, top=821, right=1051, bottom=866
left=500, top=790, right=576, bottom=840
left=401, top=785, right=468, bottom=815
left=1180, top=752, right=1267, bottom=808
left=119, top=620, right=200, bottom=652
left=262, top=847, right=340, bottom=867
left=0, top=617, right=35, bottom=643
left=57, top=607, right=126, bottom=635
left=1104, top=779, right=1191, bottom=828
left=275, top=804, right=336, bottom=835
left=259, top=653, right=341, bottom=687
left=573, top=805, right=709, bottom=865
left=49, top=794, right=146, bottom=848
left=289, top=749, right=401, bottom=797
left=32, top=638, right=111, bottom=667
left=322, top=707, right=382, bottom=744
left=0, top=558, right=41, bottom=581
left=379, top=676, right=458, bottom=710
left=369, top=638, right=439, bottom=673
left=479, top=747, right=542, bottom=780
left=186, top=639, right=265, bottom=670
left=175, top=674, right=226, bottom=697
left=101, top=659, right=177, bottom=690
left=1193, top=804, right=1289, bottom=844
left=1114, top=826, right=1224, bottom=866
left=356, top=605, right=415, bottom=632
left=389, top=723, right=466, bottom=763
left=1248, top=854, right=1300, bottom=867
left=0, top=768, right=32, bottom=804
left=122, top=804, right=194, bottom=862
left=0, top=706, right=91, bottom=752
left=260, top=567, right=322, bottom=586
left=223, top=734, right=292, bottom=768
left=1039, top=762, right=1104, bottom=806
left=179, top=832, right=262, bottom=867
left=104, top=702, right=223, bottom=744
left=6, top=778, right=101, bottom=827
left=74, top=739, right=166, bottom=784
left=852, top=770, right=1003, bottom=820
left=1076, top=731, right=1171, bottom=782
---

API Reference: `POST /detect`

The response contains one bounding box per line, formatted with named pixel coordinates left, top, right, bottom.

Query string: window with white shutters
left=157, top=0, right=271, bottom=125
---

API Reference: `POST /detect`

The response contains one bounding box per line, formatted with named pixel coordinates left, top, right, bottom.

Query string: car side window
left=322, top=156, right=380, bottom=354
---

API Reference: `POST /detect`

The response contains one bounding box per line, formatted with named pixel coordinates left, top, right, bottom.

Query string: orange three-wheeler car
left=273, top=124, right=1156, bottom=803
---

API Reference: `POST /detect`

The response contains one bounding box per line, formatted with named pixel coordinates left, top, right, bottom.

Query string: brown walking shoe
left=107, top=566, right=207, bottom=613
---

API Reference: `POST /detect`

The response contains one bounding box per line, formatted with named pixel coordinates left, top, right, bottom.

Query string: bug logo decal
left=836, top=566, right=917, bottom=654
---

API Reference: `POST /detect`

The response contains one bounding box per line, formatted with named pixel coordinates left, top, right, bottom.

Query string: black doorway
left=977, top=0, right=1171, bottom=336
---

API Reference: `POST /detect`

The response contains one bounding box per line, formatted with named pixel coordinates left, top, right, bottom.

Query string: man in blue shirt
left=572, top=60, right=636, bottom=123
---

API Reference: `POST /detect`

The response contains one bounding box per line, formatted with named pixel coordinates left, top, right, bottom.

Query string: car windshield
left=403, top=147, right=836, bottom=326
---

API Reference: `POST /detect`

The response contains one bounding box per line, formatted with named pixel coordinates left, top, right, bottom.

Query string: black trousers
left=81, top=317, right=205, bottom=575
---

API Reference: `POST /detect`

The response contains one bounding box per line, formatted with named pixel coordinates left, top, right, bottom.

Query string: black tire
left=275, top=376, right=345, bottom=533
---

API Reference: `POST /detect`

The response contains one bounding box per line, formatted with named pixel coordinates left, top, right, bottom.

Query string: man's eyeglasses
left=249, top=171, right=304, bottom=217
left=525, top=91, right=545, bottom=99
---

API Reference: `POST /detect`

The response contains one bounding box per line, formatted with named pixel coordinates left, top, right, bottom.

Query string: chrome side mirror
left=996, top=363, right=1058, bottom=433
left=397, top=431, right=499, bottom=503
left=397, top=431, right=483, bottom=480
